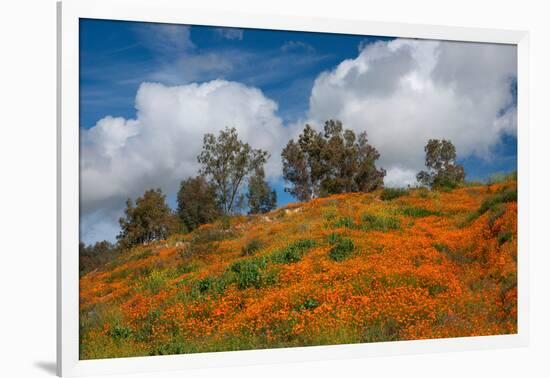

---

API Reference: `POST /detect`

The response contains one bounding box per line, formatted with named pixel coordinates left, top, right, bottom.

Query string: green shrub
left=109, top=324, right=133, bottom=340
left=326, top=232, right=343, bottom=245
left=230, top=258, right=268, bottom=289
left=192, top=275, right=230, bottom=296
left=498, top=231, right=513, bottom=245
left=380, top=188, right=408, bottom=201
left=297, top=298, right=319, bottom=311
left=242, top=238, right=263, bottom=256
left=271, top=239, right=316, bottom=264
left=328, top=238, right=354, bottom=262
left=361, top=214, right=400, bottom=232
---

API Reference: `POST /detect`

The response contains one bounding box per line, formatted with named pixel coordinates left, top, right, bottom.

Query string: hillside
left=79, top=180, right=517, bottom=359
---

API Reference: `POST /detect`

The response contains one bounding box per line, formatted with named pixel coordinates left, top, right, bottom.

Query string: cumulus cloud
left=308, top=38, right=517, bottom=186
left=80, top=80, right=291, bottom=243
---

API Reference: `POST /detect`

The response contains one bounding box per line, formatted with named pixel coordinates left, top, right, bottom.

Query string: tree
left=281, top=139, right=311, bottom=201
left=117, top=188, right=177, bottom=248
left=282, top=120, right=385, bottom=200
left=198, top=127, right=269, bottom=214
left=247, top=167, right=277, bottom=214
left=177, top=176, right=222, bottom=231
left=416, top=139, right=465, bottom=189
left=79, top=240, right=116, bottom=275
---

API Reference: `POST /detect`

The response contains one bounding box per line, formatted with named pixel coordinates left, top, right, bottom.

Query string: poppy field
left=79, top=179, right=517, bottom=359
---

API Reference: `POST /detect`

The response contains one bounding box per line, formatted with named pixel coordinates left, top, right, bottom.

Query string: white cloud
left=80, top=80, right=291, bottom=243
left=137, top=24, right=195, bottom=56
left=308, top=39, right=517, bottom=184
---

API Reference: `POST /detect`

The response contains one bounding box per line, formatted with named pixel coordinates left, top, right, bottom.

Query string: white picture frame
left=57, top=0, right=530, bottom=376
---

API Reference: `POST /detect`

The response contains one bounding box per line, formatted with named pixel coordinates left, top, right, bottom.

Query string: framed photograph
left=58, top=0, right=529, bottom=376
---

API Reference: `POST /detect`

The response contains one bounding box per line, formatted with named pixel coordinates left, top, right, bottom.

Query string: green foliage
left=139, top=270, right=169, bottom=294
left=177, top=176, right=222, bottom=231
left=270, top=239, right=316, bottom=264
left=332, top=216, right=355, bottom=229
left=498, top=231, right=513, bottom=245
left=487, top=204, right=507, bottom=228
left=297, top=298, right=319, bottom=311
left=79, top=240, right=117, bottom=276
left=462, top=187, right=517, bottom=226
left=417, top=139, right=465, bottom=189
left=478, top=188, right=517, bottom=215
left=109, top=324, right=133, bottom=340
left=328, top=238, right=354, bottom=262
left=192, top=275, right=230, bottom=296
left=361, top=213, right=401, bottom=232
left=247, top=167, right=277, bottom=214
left=282, top=120, right=385, bottom=201
left=380, top=188, right=408, bottom=201
left=230, top=258, right=270, bottom=289
left=198, top=127, right=269, bottom=214
left=326, top=232, right=343, bottom=245
left=401, top=206, right=439, bottom=218
left=241, top=238, right=263, bottom=256
left=117, top=188, right=178, bottom=248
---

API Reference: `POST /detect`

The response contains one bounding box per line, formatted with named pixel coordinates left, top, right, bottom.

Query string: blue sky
left=80, top=19, right=391, bottom=129
left=79, top=19, right=517, bottom=243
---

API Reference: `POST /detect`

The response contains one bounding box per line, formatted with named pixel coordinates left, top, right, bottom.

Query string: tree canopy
left=416, top=139, right=465, bottom=189
left=198, top=127, right=269, bottom=214
left=117, top=188, right=177, bottom=248
left=247, top=167, right=277, bottom=214
left=177, top=176, right=222, bottom=231
left=282, top=120, right=385, bottom=201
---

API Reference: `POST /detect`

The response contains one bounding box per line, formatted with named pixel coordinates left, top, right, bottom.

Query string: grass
left=192, top=274, right=231, bottom=296
left=400, top=206, right=439, bottom=218
left=332, top=216, right=355, bottom=229
left=380, top=188, right=408, bottom=201
left=139, top=270, right=168, bottom=294
left=241, top=238, right=263, bottom=256
left=328, top=238, right=354, bottom=262
left=230, top=257, right=278, bottom=289
left=487, top=204, right=507, bottom=228
left=462, top=187, right=517, bottom=226
left=270, top=239, right=316, bottom=264
left=361, top=213, right=401, bottom=232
